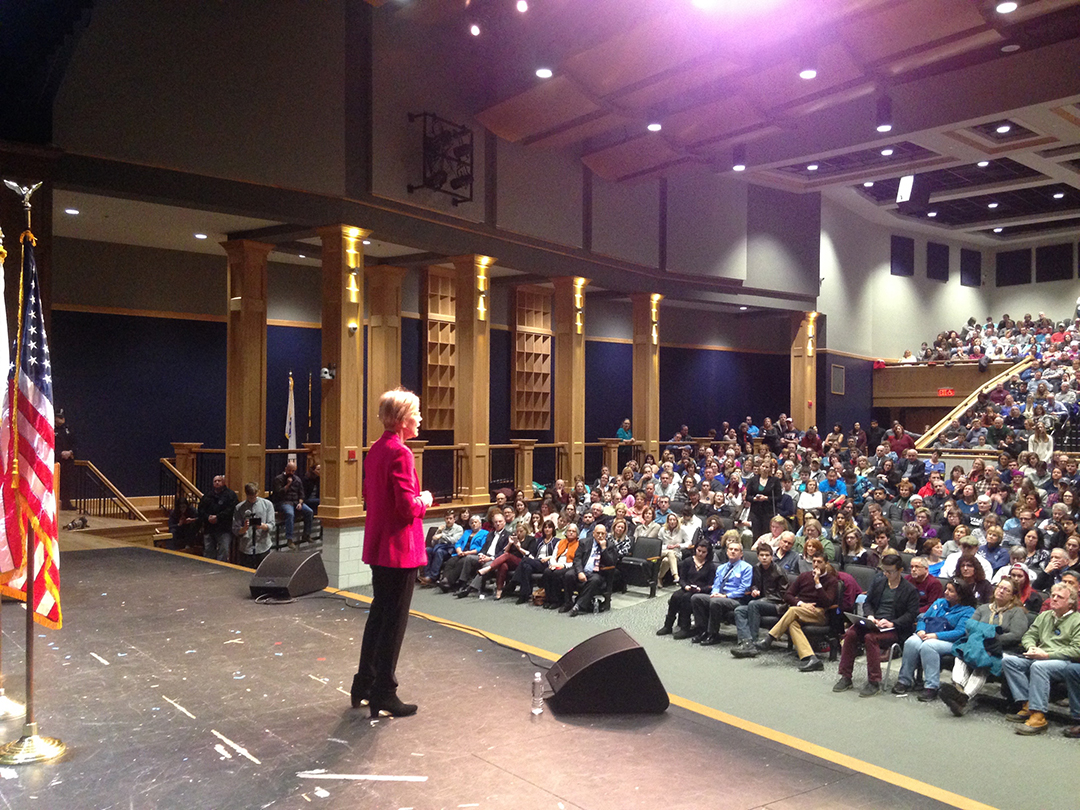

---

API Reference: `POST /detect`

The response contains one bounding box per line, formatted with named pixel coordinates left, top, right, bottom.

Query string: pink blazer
left=362, top=431, right=427, bottom=568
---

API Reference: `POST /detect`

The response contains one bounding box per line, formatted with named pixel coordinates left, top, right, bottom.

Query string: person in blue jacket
left=892, top=579, right=977, bottom=701
left=436, top=514, right=488, bottom=592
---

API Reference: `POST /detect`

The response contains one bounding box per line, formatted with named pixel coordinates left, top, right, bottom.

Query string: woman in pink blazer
left=353, top=388, right=432, bottom=718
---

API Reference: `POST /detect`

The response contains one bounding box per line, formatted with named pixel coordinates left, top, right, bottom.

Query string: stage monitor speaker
left=545, top=627, right=668, bottom=714
left=249, top=550, right=328, bottom=599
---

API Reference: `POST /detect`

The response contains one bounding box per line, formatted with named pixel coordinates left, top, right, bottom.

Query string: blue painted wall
left=816, top=350, right=874, bottom=435
left=266, top=325, right=322, bottom=450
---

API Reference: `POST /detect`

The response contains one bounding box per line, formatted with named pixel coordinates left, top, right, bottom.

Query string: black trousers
left=353, top=565, right=416, bottom=702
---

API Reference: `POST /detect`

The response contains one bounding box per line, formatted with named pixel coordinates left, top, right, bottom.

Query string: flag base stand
left=0, top=690, right=24, bottom=719
left=0, top=722, right=65, bottom=764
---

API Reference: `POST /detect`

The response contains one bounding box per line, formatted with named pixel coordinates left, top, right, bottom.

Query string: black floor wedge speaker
left=545, top=627, right=669, bottom=714
left=249, top=550, right=328, bottom=599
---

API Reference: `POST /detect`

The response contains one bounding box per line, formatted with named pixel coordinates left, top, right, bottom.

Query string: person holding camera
left=232, top=482, right=275, bottom=569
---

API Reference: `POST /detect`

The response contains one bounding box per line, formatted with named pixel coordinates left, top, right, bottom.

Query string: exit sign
left=937, top=387, right=956, bottom=397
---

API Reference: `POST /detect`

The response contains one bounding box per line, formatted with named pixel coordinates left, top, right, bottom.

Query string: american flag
left=0, top=232, right=61, bottom=628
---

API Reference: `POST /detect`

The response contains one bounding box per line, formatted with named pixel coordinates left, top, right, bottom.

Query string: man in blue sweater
left=689, top=538, right=754, bottom=646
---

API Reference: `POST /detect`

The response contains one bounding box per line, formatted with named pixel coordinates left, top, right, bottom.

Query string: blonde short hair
left=378, top=387, right=420, bottom=430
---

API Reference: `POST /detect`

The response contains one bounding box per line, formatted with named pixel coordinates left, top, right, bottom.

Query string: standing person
left=232, top=483, right=275, bottom=569
left=745, top=459, right=782, bottom=540
left=352, top=388, right=433, bottom=718
left=198, top=474, right=238, bottom=561
left=55, top=408, right=76, bottom=510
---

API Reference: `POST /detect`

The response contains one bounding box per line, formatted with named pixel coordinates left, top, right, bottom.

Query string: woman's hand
left=420, top=491, right=434, bottom=507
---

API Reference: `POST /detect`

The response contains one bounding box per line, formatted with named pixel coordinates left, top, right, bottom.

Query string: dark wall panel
left=489, top=327, right=512, bottom=445
left=890, top=235, right=915, bottom=277
left=996, top=249, right=1032, bottom=287
left=1035, top=243, right=1074, bottom=283
left=51, top=311, right=227, bottom=497
left=658, top=346, right=789, bottom=440
left=926, top=241, right=949, bottom=282
left=266, top=326, right=322, bottom=449
left=960, top=248, right=982, bottom=288
left=585, top=341, right=633, bottom=441
left=401, top=315, right=423, bottom=397
left=816, top=351, right=874, bottom=438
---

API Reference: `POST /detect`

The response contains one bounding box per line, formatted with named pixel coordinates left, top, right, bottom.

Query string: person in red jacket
left=352, top=388, right=433, bottom=718
left=887, top=424, right=917, bottom=455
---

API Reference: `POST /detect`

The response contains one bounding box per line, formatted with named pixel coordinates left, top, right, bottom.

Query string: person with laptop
left=833, top=554, right=920, bottom=697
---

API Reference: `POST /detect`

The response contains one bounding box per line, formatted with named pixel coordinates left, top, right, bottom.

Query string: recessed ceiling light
left=516, top=0, right=528, bottom=11
left=799, top=68, right=817, bottom=80
left=863, top=181, right=874, bottom=188
left=363, top=239, right=371, bottom=245
left=994, top=227, right=1003, bottom=233
left=732, top=164, right=746, bottom=172
left=876, top=123, right=893, bottom=134
left=535, top=67, right=553, bottom=79
left=469, top=23, right=480, bottom=36
left=1054, top=192, right=1065, bottom=199
left=194, top=233, right=208, bottom=240
left=647, top=122, right=662, bottom=132
left=996, top=124, right=1012, bottom=134
left=988, top=202, right=999, bottom=209
left=739, top=306, right=748, bottom=311
left=881, top=148, right=894, bottom=156
left=927, top=211, right=937, bottom=217
left=996, top=2, right=1018, bottom=13
left=977, top=161, right=990, bottom=167
left=64, top=208, right=79, bottom=215
left=1001, top=44, right=1021, bottom=53
left=807, top=164, right=819, bottom=171
left=298, top=254, right=306, bottom=259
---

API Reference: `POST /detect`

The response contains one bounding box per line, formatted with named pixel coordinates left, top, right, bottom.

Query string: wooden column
left=171, top=442, right=203, bottom=485
left=366, top=265, right=409, bottom=446
left=510, top=439, right=537, bottom=499
left=223, top=239, right=273, bottom=493
left=632, top=293, right=662, bottom=461
left=791, top=311, right=818, bottom=432
left=553, top=276, right=588, bottom=480
left=600, top=439, right=621, bottom=474
left=318, top=225, right=368, bottom=522
left=453, top=254, right=494, bottom=504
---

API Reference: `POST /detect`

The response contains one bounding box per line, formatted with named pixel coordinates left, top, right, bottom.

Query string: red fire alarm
left=347, top=449, right=357, bottom=461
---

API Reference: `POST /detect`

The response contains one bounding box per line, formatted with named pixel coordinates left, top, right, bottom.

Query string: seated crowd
left=420, top=406, right=1080, bottom=738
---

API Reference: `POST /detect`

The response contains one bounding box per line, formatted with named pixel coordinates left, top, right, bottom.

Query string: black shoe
left=832, top=677, right=854, bottom=693
left=568, top=606, right=581, bottom=617
left=369, top=695, right=418, bottom=718
left=731, top=644, right=759, bottom=659
left=859, top=682, right=881, bottom=698
left=690, top=633, right=707, bottom=644
left=698, top=634, right=722, bottom=646
left=891, top=681, right=911, bottom=695
left=455, top=587, right=474, bottom=599
left=656, top=626, right=674, bottom=636
left=755, top=635, right=775, bottom=652
left=798, top=656, right=823, bottom=672
left=516, top=595, right=531, bottom=605
left=350, top=683, right=370, bottom=709
left=917, top=688, right=939, bottom=703
left=672, top=628, right=697, bottom=640
left=437, top=579, right=453, bottom=594
left=543, top=602, right=557, bottom=610
left=558, top=603, right=573, bottom=613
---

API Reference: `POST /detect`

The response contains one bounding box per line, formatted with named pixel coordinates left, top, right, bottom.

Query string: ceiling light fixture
left=535, top=67, right=553, bottom=79
left=1054, top=192, right=1065, bottom=199
left=298, top=254, right=306, bottom=259
left=927, top=211, right=937, bottom=217
left=807, top=164, right=819, bottom=171
left=363, top=239, right=372, bottom=245
left=875, top=95, right=893, bottom=133
left=739, top=306, right=748, bottom=311
left=469, top=23, right=480, bottom=36
left=863, top=181, right=874, bottom=188
left=977, top=161, right=990, bottom=167
left=799, top=68, right=817, bottom=80
left=881, top=148, right=894, bottom=156
left=1001, top=44, right=1021, bottom=53
left=996, top=124, right=1012, bottom=134
left=996, top=2, right=1018, bottom=13
left=988, top=202, right=999, bottom=209
left=647, top=122, right=662, bottom=132
left=994, top=227, right=1004, bottom=233
left=517, top=0, right=528, bottom=11
left=732, top=144, right=746, bottom=172
left=64, top=208, right=79, bottom=215
left=194, top=233, right=208, bottom=240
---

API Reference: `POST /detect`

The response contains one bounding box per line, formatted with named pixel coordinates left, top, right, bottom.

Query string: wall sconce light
left=573, top=277, right=586, bottom=335
left=344, top=227, right=362, bottom=270
left=806, top=311, right=818, bottom=357
left=348, top=320, right=359, bottom=336
left=476, top=256, right=493, bottom=321
left=650, top=293, right=661, bottom=345
left=346, top=271, right=360, bottom=304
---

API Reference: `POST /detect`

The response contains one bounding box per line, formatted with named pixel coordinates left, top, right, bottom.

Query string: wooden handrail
left=915, top=357, right=1035, bottom=451
left=160, top=458, right=203, bottom=501
left=73, top=459, right=150, bottom=522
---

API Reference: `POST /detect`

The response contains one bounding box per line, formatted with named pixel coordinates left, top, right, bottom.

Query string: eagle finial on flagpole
left=3, top=181, right=42, bottom=231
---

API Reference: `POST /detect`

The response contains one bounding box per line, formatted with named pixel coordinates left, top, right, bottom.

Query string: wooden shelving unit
left=512, top=286, right=553, bottom=431
left=423, top=267, right=456, bottom=431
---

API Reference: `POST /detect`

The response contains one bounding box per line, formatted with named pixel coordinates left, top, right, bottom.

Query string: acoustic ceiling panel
left=581, top=134, right=686, bottom=181
left=475, top=76, right=601, bottom=143
left=839, top=0, right=988, bottom=65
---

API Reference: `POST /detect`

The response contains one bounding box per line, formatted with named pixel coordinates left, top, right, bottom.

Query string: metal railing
left=159, top=458, right=203, bottom=516
left=71, top=460, right=149, bottom=521
left=192, top=448, right=226, bottom=495
left=488, top=444, right=516, bottom=494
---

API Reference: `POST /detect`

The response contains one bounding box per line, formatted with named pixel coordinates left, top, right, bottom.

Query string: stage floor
left=0, top=548, right=962, bottom=809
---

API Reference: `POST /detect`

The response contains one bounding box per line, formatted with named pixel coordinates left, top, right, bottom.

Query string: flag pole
left=0, top=181, right=64, bottom=764
left=0, top=226, right=24, bottom=721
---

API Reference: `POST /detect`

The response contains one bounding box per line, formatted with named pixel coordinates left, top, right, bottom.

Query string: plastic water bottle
left=531, top=672, right=544, bottom=715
